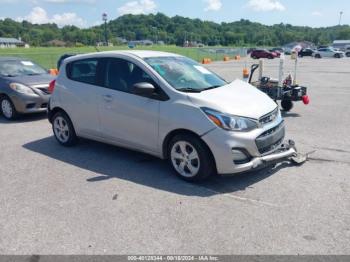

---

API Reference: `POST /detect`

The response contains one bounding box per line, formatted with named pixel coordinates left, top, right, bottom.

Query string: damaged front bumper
left=221, top=140, right=307, bottom=176
left=202, top=118, right=307, bottom=175
left=225, top=140, right=305, bottom=175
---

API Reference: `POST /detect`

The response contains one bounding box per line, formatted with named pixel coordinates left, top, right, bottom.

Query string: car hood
left=186, top=79, right=277, bottom=119
left=4, top=74, right=55, bottom=87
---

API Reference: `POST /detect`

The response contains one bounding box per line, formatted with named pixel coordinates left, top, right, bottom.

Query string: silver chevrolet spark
left=48, top=51, right=296, bottom=181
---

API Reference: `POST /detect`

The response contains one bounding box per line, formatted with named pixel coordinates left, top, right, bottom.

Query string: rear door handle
left=103, top=94, right=113, bottom=102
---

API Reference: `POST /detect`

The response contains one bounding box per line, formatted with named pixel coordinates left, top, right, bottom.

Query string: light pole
left=102, top=13, right=108, bottom=46
left=339, top=11, right=343, bottom=26
left=152, top=27, right=158, bottom=44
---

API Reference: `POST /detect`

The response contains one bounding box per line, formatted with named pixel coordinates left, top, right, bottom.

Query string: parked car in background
left=48, top=50, right=294, bottom=181
left=314, top=47, right=345, bottom=58
left=251, top=49, right=280, bottom=59
left=269, top=47, right=284, bottom=54
left=345, top=47, right=350, bottom=57
left=298, top=48, right=315, bottom=57
left=247, top=48, right=256, bottom=54
left=317, top=45, right=329, bottom=49
left=0, top=57, right=54, bottom=120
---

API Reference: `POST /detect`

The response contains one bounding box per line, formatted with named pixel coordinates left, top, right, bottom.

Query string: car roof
left=64, top=50, right=182, bottom=63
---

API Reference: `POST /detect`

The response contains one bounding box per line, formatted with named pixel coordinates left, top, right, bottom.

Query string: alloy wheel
left=53, top=116, right=70, bottom=143
left=171, top=141, right=200, bottom=178
left=1, top=99, right=13, bottom=119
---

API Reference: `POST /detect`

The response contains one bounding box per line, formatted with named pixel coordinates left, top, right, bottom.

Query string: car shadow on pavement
left=0, top=112, right=47, bottom=124
left=23, top=136, right=296, bottom=197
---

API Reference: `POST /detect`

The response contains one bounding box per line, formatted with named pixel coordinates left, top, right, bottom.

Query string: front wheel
left=52, top=111, right=77, bottom=146
left=315, top=54, right=321, bottom=59
left=0, top=96, right=18, bottom=120
left=168, top=134, right=215, bottom=182
left=281, top=100, right=294, bottom=112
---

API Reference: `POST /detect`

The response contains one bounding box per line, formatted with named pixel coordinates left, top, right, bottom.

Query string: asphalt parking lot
left=0, top=57, right=350, bottom=255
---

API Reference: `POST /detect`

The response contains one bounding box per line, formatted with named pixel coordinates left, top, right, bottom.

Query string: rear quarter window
left=66, top=59, right=98, bottom=85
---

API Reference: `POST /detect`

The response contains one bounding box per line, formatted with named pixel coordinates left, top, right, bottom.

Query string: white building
left=0, top=37, right=25, bottom=48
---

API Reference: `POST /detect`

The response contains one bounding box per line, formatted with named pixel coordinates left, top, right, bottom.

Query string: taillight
left=48, top=80, right=56, bottom=94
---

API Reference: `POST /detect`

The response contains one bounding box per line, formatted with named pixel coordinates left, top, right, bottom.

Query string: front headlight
left=202, top=107, right=258, bottom=132
left=9, top=83, right=35, bottom=95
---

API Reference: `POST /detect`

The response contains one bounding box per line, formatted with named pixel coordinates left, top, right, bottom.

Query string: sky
left=0, top=0, right=349, bottom=28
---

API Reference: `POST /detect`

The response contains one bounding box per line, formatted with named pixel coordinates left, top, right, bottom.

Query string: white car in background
left=314, top=47, right=345, bottom=58
left=345, top=47, right=350, bottom=57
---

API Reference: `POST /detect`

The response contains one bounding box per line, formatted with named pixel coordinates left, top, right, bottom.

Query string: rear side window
left=66, top=59, right=98, bottom=85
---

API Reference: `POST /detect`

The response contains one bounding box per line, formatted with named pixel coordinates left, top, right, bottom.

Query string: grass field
left=0, top=45, right=245, bottom=69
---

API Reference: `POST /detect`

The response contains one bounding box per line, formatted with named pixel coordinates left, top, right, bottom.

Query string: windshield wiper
left=177, top=87, right=203, bottom=93
left=201, top=85, right=222, bottom=91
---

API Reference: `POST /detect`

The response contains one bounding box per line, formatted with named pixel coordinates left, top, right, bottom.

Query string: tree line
left=1, top=13, right=350, bottom=47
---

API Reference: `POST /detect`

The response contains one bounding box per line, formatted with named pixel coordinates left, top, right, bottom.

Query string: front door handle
left=103, top=94, right=113, bottom=102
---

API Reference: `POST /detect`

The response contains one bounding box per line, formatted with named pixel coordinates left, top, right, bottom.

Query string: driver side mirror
left=133, top=82, right=155, bottom=96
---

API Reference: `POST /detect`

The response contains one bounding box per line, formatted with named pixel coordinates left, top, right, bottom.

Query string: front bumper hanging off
left=251, top=140, right=307, bottom=168
left=226, top=140, right=307, bottom=175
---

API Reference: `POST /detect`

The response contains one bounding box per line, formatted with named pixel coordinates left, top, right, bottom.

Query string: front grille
left=259, top=108, right=279, bottom=125
left=259, top=121, right=283, bottom=138
left=258, top=137, right=284, bottom=155
left=256, top=121, right=285, bottom=154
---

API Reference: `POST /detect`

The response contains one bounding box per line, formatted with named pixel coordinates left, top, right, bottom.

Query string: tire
left=268, top=55, right=274, bottom=59
left=52, top=111, right=78, bottom=147
left=315, top=54, right=321, bottom=59
left=281, top=100, right=294, bottom=112
left=334, top=53, right=341, bottom=58
left=168, top=134, right=215, bottom=182
left=346, top=52, right=350, bottom=57
left=251, top=55, right=257, bottom=59
left=0, top=96, right=18, bottom=120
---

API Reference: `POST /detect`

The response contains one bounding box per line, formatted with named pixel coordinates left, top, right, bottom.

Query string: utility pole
left=102, top=13, right=108, bottom=46
left=152, top=27, right=158, bottom=44
left=339, top=11, right=343, bottom=26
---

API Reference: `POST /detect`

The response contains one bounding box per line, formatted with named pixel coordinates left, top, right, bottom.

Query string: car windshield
left=144, top=56, right=227, bottom=92
left=0, top=60, right=47, bottom=77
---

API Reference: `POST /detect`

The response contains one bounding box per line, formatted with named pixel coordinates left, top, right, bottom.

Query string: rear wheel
left=52, top=111, right=77, bottom=146
left=168, top=134, right=215, bottom=182
left=281, top=100, right=294, bottom=112
left=315, top=54, right=321, bottom=59
left=346, top=52, right=350, bottom=57
left=0, top=96, right=18, bottom=120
